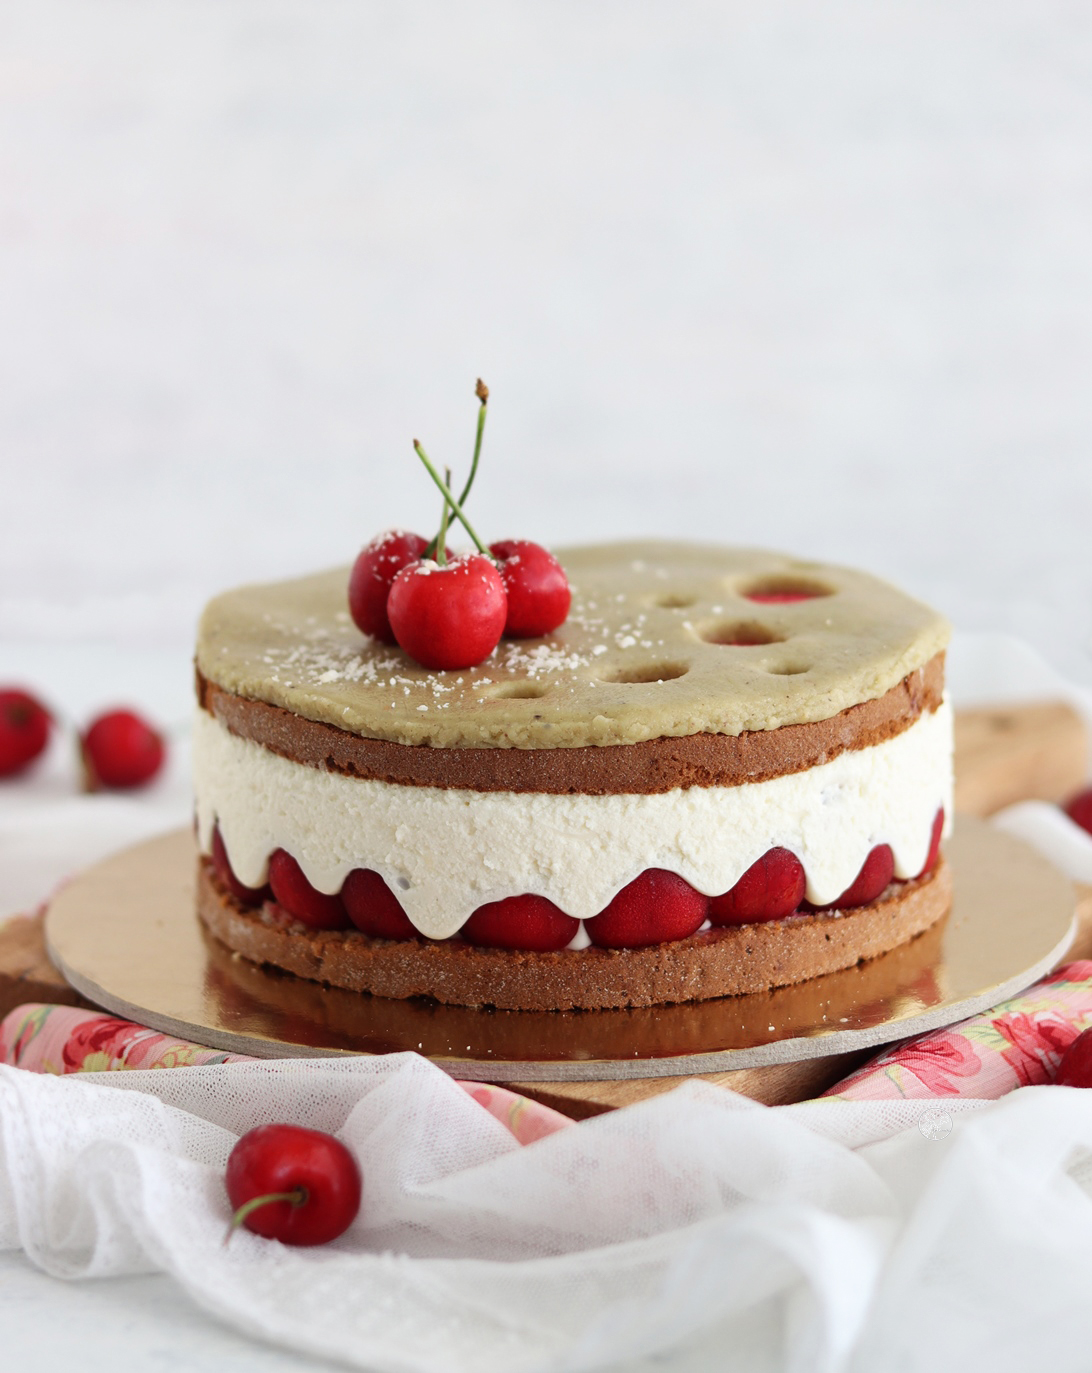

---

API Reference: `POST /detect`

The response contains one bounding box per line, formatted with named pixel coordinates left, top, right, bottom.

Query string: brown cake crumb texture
left=197, top=652, right=944, bottom=795
left=197, top=857, right=952, bottom=1012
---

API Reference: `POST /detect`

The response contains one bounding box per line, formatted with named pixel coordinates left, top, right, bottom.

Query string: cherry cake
left=192, top=542, right=953, bottom=1011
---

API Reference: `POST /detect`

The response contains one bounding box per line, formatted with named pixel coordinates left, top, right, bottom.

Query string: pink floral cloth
left=824, top=960, right=1092, bottom=1099
left=0, top=1003, right=573, bottom=1145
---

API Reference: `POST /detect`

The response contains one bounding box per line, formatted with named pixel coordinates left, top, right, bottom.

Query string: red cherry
left=342, top=868, right=417, bottom=940
left=919, top=808, right=945, bottom=877
left=488, top=540, right=571, bottom=638
left=586, top=869, right=708, bottom=949
left=226, top=1123, right=362, bottom=1246
left=387, top=554, right=507, bottom=670
left=823, top=844, right=895, bottom=910
left=211, top=826, right=270, bottom=908
left=462, top=894, right=579, bottom=952
left=268, top=850, right=348, bottom=930
left=1064, top=788, right=1092, bottom=839
left=348, top=530, right=430, bottom=643
left=1056, top=1027, right=1092, bottom=1087
left=709, top=848, right=806, bottom=925
left=81, top=709, right=165, bottom=790
left=0, top=689, right=51, bottom=778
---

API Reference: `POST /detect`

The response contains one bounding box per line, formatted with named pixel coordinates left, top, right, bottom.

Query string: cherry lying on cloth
left=226, top=1124, right=362, bottom=1246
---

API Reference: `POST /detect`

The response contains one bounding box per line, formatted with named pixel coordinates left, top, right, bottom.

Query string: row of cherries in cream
left=349, top=530, right=572, bottom=671
left=211, top=809, right=944, bottom=952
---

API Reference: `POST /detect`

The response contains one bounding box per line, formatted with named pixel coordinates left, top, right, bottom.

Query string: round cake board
left=45, top=817, right=1075, bottom=1083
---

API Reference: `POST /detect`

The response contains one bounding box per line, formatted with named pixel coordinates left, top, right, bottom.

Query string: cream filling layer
left=194, top=701, right=953, bottom=939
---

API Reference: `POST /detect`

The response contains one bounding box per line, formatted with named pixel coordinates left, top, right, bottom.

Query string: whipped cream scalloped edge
left=194, top=700, right=953, bottom=939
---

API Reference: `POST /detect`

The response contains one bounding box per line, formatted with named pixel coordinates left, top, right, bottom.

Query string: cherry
left=387, top=554, right=507, bottom=670
left=0, top=689, right=51, bottom=778
left=225, top=1124, right=362, bottom=1246
left=489, top=540, right=571, bottom=638
left=1064, top=788, right=1092, bottom=839
left=919, top=807, right=945, bottom=877
left=709, top=848, right=806, bottom=925
left=268, top=850, right=348, bottom=930
left=462, top=894, right=579, bottom=952
left=348, top=530, right=430, bottom=643
left=585, top=869, right=708, bottom=950
left=822, top=844, right=895, bottom=910
left=1056, top=1027, right=1092, bottom=1088
left=81, top=709, right=165, bottom=790
left=211, top=826, right=270, bottom=908
left=342, top=868, right=417, bottom=939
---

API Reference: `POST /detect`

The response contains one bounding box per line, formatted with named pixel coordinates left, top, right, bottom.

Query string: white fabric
left=4, top=1056, right=1092, bottom=1373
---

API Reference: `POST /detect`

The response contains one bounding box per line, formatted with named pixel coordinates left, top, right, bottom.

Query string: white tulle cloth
left=3, top=1055, right=1092, bottom=1372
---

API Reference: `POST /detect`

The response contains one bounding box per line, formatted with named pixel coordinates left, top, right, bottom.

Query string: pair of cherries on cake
left=212, top=807, right=945, bottom=954
left=347, top=380, right=571, bottom=670
left=348, top=528, right=570, bottom=667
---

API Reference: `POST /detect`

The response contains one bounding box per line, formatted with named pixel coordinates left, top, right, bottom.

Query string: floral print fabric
left=825, top=960, right=1092, bottom=1099
left=0, top=1002, right=573, bottom=1144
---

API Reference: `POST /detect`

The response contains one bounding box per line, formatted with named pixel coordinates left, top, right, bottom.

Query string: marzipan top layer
left=195, top=541, right=951, bottom=749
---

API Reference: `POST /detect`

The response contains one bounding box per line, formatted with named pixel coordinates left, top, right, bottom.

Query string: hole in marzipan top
left=765, top=663, right=812, bottom=677
left=483, top=682, right=549, bottom=700
left=741, top=577, right=833, bottom=604
left=655, top=593, right=698, bottom=609
left=604, top=662, right=689, bottom=685
left=701, top=621, right=784, bottom=647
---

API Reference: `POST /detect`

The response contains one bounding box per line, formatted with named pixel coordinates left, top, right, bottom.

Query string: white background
left=2, top=0, right=1092, bottom=689
left=2, top=8, right=1092, bottom=1366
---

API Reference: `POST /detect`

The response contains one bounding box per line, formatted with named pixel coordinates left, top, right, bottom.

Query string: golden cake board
left=39, top=818, right=1073, bottom=1098
left=1, top=698, right=1086, bottom=1118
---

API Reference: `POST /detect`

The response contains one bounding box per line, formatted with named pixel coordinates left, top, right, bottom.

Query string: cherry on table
left=462, top=893, right=579, bottom=952
left=348, top=529, right=430, bottom=643
left=1056, top=1027, right=1092, bottom=1088
left=342, top=868, right=417, bottom=939
left=1064, top=788, right=1092, bottom=839
left=585, top=869, right=708, bottom=949
left=81, top=709, right=165, bottom=790
left=0, top=688, right=51, bottom=778
left=387, top=553, right=507, bottom=670
left=268, top=850, right=349, bottom=930
left=709, top=848, right=806, bottom=925
left=489, top=540, right=571, bottom=638
left=226, top=1123, right=362, bottom=1246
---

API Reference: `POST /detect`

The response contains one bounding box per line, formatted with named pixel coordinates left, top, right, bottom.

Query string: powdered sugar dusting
left=197, top=546, right=951, bottom=748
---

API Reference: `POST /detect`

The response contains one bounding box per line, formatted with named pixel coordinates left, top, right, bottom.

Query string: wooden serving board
left=2, top=700, right=1090, bottom=1119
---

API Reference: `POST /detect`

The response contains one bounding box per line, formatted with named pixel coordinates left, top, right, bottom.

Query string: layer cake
left=193, top=541, right=953, bottom=1010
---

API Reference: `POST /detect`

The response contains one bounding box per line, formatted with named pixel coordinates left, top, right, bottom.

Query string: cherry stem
left=422, top=380, right=489, bottom=560
left=413, top=440, right=491, bottom=557
left=434, top=466, right=453, bottom=565
left=459, top=380, right=488, bottom=510
left=224, top=1187, right=307, bottom=1246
